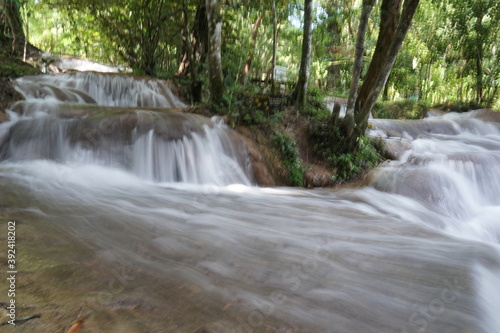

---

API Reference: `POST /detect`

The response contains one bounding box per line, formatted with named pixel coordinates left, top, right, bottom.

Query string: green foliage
left=310, top=120, right=382, bottom=182
left=28, top=0, right=183, bottom=75
left=26, top=1, right=117, bottom=64
left=18, top=0, right=500, bottom=109
left=272, top=131, right=305, bottom=186
left=433, top=100, right=484, bottom=112
left=218, top=83, right=284, bottom=126
left=19, top=0, right=498, bottom=116
left=397, top=0, right=500, bottom=106
left=0, top=54, right=41, bottom=78
left=372, top=100, right=430, bottom=119
left=329, top=136, right=382, bottom=182
left=299, top=85, right=331, bottom=119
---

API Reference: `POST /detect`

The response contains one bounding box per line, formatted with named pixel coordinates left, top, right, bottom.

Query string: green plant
left=329, top=136, right=382, bottom=182
left=0, top=55, right=41, bottom=78
left=239, top=108, right=267, bottom=125
left=435, top=100, right=485, bottom=112
left=272, top=131, right=305, bottom=186
left=372, top=100, right=430, bottom=119
left=310, top=120, right=383, bottom=182
left=299, top=86, right=331, bottom=120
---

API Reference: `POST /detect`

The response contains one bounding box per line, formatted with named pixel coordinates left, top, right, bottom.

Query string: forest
left=1, top=0, right=499, bottom=184
left=10, top=0, right=497, bottom=106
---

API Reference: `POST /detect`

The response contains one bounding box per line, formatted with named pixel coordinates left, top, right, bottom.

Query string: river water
left=0, top=73, right=499, bottom=332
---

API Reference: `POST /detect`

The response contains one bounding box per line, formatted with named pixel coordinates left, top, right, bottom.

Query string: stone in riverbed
left=380, top=137, right=413, bottom=160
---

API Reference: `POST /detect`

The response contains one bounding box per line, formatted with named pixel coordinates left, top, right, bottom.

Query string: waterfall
left=1, top=73, right=252, bottom=185
left=1, top=72, right=499, bottom=332
left=14, top=72, right=189, bottom=108
left=369, top=110, right=500, bottom=243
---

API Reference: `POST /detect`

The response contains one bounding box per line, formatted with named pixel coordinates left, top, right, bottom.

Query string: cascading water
left=14, top=72, right=189, bottom=108
left=369, top=111, right=500, bottom=241
left=1, top=72, right=252, bottom=185
left=0, top=73, right=499, bottom=332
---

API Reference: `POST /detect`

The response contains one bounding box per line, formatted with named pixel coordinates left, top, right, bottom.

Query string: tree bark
left=325, top=2, right=342, bottom=90
left=337, top=0, right=419, bottom=153
left=271, top=0, right=277, bottom=93
left=354, top=0, right=420, bottom=129
left=355, top=0, right=401, bottom=114
left=205, top=0, right=225, bottom=105
left=179, top=0, right=198, bottom=104
left=0, top=0, right=26, bottom=53
left=241, top=12, right=263, bottom=86
left=343, top=0, right=376, bottom=134
left=293, top=0, right=314, bottom=109
left=191, top=4, right=209, bottom=103
left=474, top=17, right=484, bottom=104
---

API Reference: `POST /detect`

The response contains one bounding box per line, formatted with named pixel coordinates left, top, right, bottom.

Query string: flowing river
left=0, top=73, right=499, bottom=332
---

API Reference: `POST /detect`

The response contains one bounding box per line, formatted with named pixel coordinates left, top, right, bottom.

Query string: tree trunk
left=343, top=0, right=376, bottom=135
left=354, top=0, right=420, bottom=129
left=180, top=0, right=198, bottom=104
left=139, top=0, right=163, bottom=76
left=191, top=4, right=208, bottom=103
left=0, top=0, right=26, bottom=53
left=271, top=0, right=277, bottom=93
left=326, top=64, right=341, bottom=90
left=205, top=0, right=225, bottom=105
left=325, top=2, right=342, bottom=90
left=474, top=18, right=484, bottom=104
left=337, top=0, right=420, bottom=153
left=356, top=0, right=401, bottom=113
left=241, top=12, right=264, bottom=86
left=293, top=0, right=314, bottom=109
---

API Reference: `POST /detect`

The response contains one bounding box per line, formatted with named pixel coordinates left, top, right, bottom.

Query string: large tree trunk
left=325, top=1, right=342, bottom=90
left=241, top=12, right=263, bottom=86
left=337, top=0, right=419, bottom=153
left=205, top=0, right=225, bottom=105
left=0, top=0, right=26, bottom=53
left=293, top=0, right=314, bottom=109
left=343, top=0, right=376, bottom=135
left=271, top=0, right=277, bottom=93
left=191, top=4, right=209, bottom=103
left=177, top=0, right=199, bottom=104
left=355, top=0, right=401, bottom=110
left=354, top=0, right=420, bottom=129
left=326, top=64, right=341, bottom=90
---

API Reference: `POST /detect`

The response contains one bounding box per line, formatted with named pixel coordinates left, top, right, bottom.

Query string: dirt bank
left=1, top=54, right=41, bottom=120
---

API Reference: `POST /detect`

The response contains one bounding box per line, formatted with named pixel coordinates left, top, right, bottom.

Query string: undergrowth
left=272, top=131, right=305, bottom=186
left=371, top=100, right=429, bottom=119
left=433, top=100, right=486, bottom=112
left=310, top=120, right=383, bottom=182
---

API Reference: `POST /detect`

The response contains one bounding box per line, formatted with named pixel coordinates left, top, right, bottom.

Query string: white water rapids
left=0, top=73, right=499, bottom=332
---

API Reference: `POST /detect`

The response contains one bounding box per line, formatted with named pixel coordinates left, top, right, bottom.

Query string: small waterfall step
left=14, top=72, right=189, bottom=108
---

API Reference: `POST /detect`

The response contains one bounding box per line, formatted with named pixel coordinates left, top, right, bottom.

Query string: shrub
left=310, top=121, right=383, bottom=182
left=372, top=100, right=429, bottom=119
left=299, top=86, right=331, bottom=120
left=329, top=136, right=382, bottom=182
left=272, top=132, right=305, bottom=186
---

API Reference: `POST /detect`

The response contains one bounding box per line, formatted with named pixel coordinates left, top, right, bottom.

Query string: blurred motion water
left=0, top=73, right=499, bottom=332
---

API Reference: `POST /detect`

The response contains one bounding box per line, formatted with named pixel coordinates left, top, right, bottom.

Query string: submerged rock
left=379, top=137, right=413, bottom=160
left=0, top=79, right=24, bottom=119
